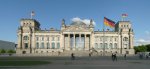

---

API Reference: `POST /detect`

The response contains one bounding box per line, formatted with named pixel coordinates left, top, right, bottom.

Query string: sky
left=0, top=0, right=150, bottom=46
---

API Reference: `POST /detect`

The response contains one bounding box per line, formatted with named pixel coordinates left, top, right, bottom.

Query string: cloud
left=71, top=17, right=96, bottom=25
left=136, top=39, right=150, bottom=45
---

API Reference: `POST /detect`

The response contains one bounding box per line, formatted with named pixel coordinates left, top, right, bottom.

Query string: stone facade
left=16, top=18, right=135, bottom=55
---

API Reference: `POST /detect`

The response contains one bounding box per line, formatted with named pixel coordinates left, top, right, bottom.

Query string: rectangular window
left=42, top=37, right=44, bottom=41
left=52, top=37, right=55, bottom=41
left=36, top=37, right=39, bottom=41
left=100, top=37, right=102, bottom=41
left=58, top=37, right=60, bottom=41
left=104, top=37, right=107, bottom=41
left=127, top=25, right=128, bottom=28
left=115, top=38, right=117, bottom=41
left=110, top=37, right=112, bottom=41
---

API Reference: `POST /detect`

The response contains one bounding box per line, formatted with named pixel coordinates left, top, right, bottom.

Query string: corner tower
left=16, top=19, right=40, bottom=54
left=115, top=21, right=134, bottom=54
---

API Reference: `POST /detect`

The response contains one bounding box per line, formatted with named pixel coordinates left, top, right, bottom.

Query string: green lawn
left=0, top=61, right=51, bottom=66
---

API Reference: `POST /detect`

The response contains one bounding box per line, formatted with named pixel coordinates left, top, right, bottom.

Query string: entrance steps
left=59, top=50, right=90, bottom=57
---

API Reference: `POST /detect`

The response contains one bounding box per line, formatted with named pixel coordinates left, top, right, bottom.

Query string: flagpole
left=103, top=17, right=105, bottom=56
left=30, top=11, right=34, bottom=19
left=30, top=11, right=32, bottom=19
left=31, top=14, right=33, bottom=19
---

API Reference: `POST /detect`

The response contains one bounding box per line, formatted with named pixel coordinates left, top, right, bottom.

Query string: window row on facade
left=36, top=42, right=60, bottom=49
left=36, top=36, right=60, bottom=41
left=95, top=36, right=118, bottom=42
left=94, top=43, right=118, bottom=49
left=121, top=24, right=129, bottom=28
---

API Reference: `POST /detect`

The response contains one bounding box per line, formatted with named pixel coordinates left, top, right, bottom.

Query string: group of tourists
left=70, top=52, right=150, bottom=61
left=139, top=53, right=149, bottom=59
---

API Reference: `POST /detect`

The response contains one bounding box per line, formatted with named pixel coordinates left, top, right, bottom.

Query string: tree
left=145, top=44, right=150, bottom=51
left=134, top=45, right=148, bottom=54
left=138, top=45, right=147, bottom=52
left=134, top=46, right=140, bottom=54
left=1, top=49, right=6, bottom=53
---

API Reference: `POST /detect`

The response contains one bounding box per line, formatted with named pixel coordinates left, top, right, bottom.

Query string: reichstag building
left=16, top=18, right=134, bottom=56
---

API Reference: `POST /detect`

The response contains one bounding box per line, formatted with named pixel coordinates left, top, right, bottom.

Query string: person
left=139, top=54, right=143, bottom=59
left=58, top=51, right=61, bottom=56
left=71, top=53, right=75, bottom=60
left=124, top=54, right=127, bottom=60
left=114, top=54, right=117, bottom=61
left=112, top=53, right=114, bottom=61
left=89, top=53, right=91, bottom=57
left=146, top=54, right=149, bottom=59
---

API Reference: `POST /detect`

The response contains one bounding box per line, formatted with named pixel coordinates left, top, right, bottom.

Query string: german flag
left=104, top=17, right=115, bottom=28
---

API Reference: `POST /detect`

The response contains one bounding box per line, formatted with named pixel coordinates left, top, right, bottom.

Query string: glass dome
left=70, top=22, right=87, bottom=26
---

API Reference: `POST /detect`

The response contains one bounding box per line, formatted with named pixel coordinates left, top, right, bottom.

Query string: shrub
left=7, top=49, right=16, bottom=53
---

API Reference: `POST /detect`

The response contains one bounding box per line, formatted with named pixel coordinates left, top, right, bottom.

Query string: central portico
left=63, top=33, right=91, bottom=51
left=61, top=19, right=94, bottom=51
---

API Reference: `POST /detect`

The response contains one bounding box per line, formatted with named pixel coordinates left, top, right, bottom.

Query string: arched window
left=52, top=42, right=55, bottom=49
left=109, top=43, right=113, bottom=49
left=41, top=42, right=44, bottom=49
left=95, top=43, right=98, bottom=49
left=100, top=43, right=103, bottom=49
left=105, top=43, right=108, bottom=49
left=98, top=43, right=101, bottom=49
left=57, top=43, right=60, bottom=49
left=36, top=42, right=39, bottom=49
left=114, top=43, right=117, bottom=49
left=23, top=36, right=29, bottom=40
left=47, top=42, right=50, bottom=49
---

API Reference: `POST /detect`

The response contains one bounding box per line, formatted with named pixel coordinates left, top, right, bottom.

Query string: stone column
left=22, top=35, right=24, bottom=49
left=130, top=35, right=134, bottom=49
left=28, top=34, right=31, bottom=49
left=120, top=35, right=123, bottom=54
left=61, top=34, right=64, bottom=50
left=32, top=34, right=36, bottom=49
left=79, top=34, right=81, bottom=48
left=44, top=36, right=47, bottom=49
left=73, top=34, right=76, bottom=50
left=63, top=34, right=65, bottom=50
left=17, top=34, right=22, bottom=49
left=68, top=34, right=70, bottom=50
left=29, top=34, right=32, bottom=53
left=84, top=34, right=86, bottom=50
